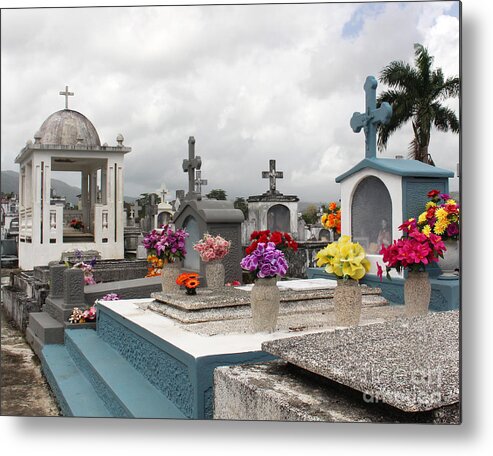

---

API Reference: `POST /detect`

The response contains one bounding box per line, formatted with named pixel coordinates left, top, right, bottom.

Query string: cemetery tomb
left=38, top=275, right=396, bottom=419
left=246, top=159, right=299, bottom=238
left=15, top=87, right=130, bottom=270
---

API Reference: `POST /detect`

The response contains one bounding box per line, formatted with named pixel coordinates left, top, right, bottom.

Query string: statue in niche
left=368, top=218, right=392, bottom=253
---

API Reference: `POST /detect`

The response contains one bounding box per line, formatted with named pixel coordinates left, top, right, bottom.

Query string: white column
left=81, top=170, right=89, bottom=231
left=42, top=161, right=52, bottom=244
left=32, top=160, right=42, bottom=244
left=90, top=169, right=98, bottom=232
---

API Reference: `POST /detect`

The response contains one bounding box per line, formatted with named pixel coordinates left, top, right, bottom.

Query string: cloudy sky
left=1, top=0, right=460, bottom=203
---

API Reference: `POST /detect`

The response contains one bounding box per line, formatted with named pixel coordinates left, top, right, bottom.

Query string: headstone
left=174, top=199, right=244, bottom=283
left=49, top=264, right=66, bottom=298
left=247, top=159, right=299, bottom=236
left=63, top=268, right=85, bottom=305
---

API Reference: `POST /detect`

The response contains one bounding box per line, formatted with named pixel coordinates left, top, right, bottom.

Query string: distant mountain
left=1, top=170, right=137, bottom=205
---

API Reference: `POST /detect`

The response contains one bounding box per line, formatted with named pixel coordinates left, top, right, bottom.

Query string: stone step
left=214, top=360, right=453, bottom=423
left=25, top=326, right=43, bottom=358
left=40, top=344, right=112, bottom=417
left=28, top=312, right=65, bottom=345
left=63, top=329, right=187, bottom=419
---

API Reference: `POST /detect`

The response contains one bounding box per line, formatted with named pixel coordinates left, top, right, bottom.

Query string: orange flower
left=329, top=202, right=337, bottom=211
left=184, top=278, right=199, bottom=289
left=176, top=272, right=200, bottom=286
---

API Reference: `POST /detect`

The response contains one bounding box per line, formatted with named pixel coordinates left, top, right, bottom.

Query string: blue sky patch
left=342, top=3, right=386, bottom=39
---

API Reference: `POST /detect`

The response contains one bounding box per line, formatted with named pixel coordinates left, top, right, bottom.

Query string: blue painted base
left=41, top=305, right=275, bottom=419
left=306, top=268, right=460, bottom=312
left=95, top=305, right=275, bottom=419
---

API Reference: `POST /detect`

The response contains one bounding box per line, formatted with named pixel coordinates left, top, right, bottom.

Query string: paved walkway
left=1, top=308, right=60, bottom=416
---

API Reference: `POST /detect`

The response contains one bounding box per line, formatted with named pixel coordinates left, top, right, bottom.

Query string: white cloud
left=1, top=1, right=460, bottom=202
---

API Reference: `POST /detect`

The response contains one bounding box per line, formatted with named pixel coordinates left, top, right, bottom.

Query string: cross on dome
left=59, top=85, right=74, bottom=110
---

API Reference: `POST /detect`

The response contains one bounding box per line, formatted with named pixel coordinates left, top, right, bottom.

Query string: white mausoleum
left=15, top=89, right=131, bottom=270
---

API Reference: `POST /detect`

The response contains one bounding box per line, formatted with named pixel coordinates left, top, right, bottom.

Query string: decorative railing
left=49, top=205, right=64, bottom=243
left=19, top=207, right=33, bottom=240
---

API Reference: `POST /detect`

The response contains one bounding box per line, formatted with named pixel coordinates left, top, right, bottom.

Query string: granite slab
left=183, top=305, right=404, bottom=336
left=151, top=281, right=382, bottom=311
left=262, top=311, right=460, bottom=412
left=148, top=293, right=388, bottom=324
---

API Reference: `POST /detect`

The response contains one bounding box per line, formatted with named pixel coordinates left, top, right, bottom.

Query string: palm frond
left=431, top=103, right=460, bottom=133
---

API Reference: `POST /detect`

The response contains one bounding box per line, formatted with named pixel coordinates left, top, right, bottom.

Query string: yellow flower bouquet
left=316, top=235, right=370, bottom=281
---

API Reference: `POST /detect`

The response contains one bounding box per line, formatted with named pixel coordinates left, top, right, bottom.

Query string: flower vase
left=333, top=279, right=362, bottom=327
left=439, top=239, right=460, bottom=278
left=250, top=277, right=280, bottom=333
left=205, top=260, right=225, bottom=290
left=161, top=261, right=181, bottom=293
left=404, top=271, right=431, bottom=317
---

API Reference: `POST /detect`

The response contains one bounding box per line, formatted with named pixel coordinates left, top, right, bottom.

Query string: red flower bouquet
left=246, top=230, right=298, bottom=255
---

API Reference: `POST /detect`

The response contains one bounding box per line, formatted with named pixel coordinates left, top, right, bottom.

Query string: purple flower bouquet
left=240, top=242, right=288, bottom=279
left=142, top=224, right=189, bottom=263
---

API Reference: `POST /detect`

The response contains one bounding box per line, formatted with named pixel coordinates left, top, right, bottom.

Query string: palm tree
left=377, top=43, right=459, bottom=164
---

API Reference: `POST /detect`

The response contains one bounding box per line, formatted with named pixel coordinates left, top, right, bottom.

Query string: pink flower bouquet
left=193, top=233, right=231, bottom=262
left=378, top=218, right=446, bottom=280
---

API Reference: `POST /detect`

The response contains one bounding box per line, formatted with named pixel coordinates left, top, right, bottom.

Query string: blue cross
left=350, top=76, right=392, bottom=159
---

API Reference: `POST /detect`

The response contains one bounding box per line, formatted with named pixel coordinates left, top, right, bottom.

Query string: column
left=81, top=170, right=89, bottom=231
left=90, top=169, right=98, bottom=232
left=42, top=161, right=52, bottom=244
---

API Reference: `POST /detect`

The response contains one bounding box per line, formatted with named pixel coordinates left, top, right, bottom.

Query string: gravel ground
left=1, top=307, right=60, bottom=417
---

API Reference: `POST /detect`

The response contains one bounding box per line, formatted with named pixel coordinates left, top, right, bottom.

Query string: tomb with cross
left=182, top=136, right=202, bottom=201
left=333, top=75, right=455, bottom=279
left=246, top=159, right=299, bottom=237
left=174, top=136, right=244, bottom=282
left=262, top=160, right=283, bottom=195
left=154, top=183, right=174, bottom=228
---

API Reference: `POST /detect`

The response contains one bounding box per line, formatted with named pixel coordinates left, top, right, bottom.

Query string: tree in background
left=206, top=189, right=227, bottom=200
left=377, top=43, right=459, bottom=165
left=301, top=204, right=319, bottom=225
left=234, top=197, right=248, bottom=218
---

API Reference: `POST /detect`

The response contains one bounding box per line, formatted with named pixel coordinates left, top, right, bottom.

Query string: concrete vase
left=404, top=271, right=431, bottom=317
left=250, top=277, right=280, bottom=333
left=161, top=261, right=181, bottom=293
left=334, top=279, right=362, bottom=327
left=205, top=260, right=225, bottom=290
left=440, top=239, right=460, bottom=277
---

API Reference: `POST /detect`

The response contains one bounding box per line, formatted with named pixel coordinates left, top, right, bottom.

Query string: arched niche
left=182, top=215, right=200, bottom=270
left=351, top=176, right=392, bottom=253
left=267, top=204, right=290, bottom=232
left=157, top=211, right=172, bottom=227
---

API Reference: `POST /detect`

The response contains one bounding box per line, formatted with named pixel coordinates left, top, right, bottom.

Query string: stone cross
left=194, top=170, right=208, bottom=197
left=350, top=76, right=392, bottom=159
left=157, top=184, right=169, bottom=204
left=182, top=136, right=202, bottom=200
left=59, top=85, right=74, bottom=110
left=262, top=159, right=283, bottom=194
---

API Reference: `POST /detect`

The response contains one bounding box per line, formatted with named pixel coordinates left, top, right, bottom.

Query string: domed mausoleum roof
left=37, top=109, right=101, bottom=147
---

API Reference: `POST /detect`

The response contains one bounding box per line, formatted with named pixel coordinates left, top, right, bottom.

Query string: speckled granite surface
left=182, top=304, right=405, bottom=336
left=148, top=293, right=387, bottom=324
left=262, top=311, right=459, bottom=412
left=151, top=282, right=382, bottom=311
